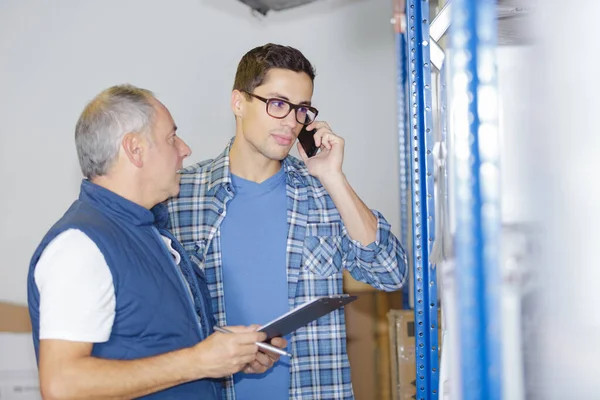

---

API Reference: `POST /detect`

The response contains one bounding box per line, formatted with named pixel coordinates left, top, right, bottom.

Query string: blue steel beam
left=396, top=29, right=412, bottom=310
left=405, top=0, right=439, bottom=398
left=397, top=30, right=410, bottom=275
left=450, top=0, right=502, bottom=399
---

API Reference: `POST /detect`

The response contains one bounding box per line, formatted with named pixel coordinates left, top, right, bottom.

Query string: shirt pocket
left=182, top=240, right=207, bottom=271
left=303, top=222, right=344, bottom=277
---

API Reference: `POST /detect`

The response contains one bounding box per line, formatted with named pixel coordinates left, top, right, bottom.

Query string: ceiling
left=497, top=0, right=534, bottom=45
left=432, top=0, right=534, bottom=46
left=235, top=0, right=534, bottom=46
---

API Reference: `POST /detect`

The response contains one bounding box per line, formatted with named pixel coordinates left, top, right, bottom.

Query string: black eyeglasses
left=242, top=91, right=319, bottom=125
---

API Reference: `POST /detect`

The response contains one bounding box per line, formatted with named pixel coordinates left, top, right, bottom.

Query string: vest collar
left=79, top=180, right=155, bottom=227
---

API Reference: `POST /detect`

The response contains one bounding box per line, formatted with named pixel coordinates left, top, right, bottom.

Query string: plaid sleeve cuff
left=341, top=210, right=407, bottom=290
left=345, top=210, right=390, bottom=262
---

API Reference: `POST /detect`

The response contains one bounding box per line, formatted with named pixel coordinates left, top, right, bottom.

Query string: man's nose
left=179, top=138, right=192, bottom=158
left=282, top=109, right=299, bottom=129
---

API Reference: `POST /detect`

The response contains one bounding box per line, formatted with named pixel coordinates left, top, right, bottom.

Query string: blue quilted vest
left=27, top=180, right=221, bottom=399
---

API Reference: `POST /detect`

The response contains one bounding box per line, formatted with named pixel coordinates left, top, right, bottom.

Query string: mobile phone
left=298, top=126, right=319, bottom=158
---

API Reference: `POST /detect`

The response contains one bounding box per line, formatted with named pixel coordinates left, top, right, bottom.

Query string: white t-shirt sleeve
left=34, top=229, right=116, bottom=343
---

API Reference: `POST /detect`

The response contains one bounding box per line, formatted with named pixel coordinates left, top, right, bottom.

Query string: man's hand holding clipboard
left=214, top=294, right=357, bottom=360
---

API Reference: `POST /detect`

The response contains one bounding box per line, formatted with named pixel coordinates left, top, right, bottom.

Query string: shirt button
left=226, top=185, right=232, bottom=192
left=218, top=208, right=224, bottom=214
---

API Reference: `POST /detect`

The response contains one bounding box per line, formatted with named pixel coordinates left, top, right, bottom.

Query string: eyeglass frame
left=241, top=90, right=319, bottom=125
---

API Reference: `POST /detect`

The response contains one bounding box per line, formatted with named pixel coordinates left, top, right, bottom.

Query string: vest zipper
left=152, top=227, right=221, bottom=399
left=151, top=227, right=204, bottom=339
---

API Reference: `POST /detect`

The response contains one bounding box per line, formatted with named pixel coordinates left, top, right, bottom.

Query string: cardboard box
left=388, top=309, right=442, bottom=400
left=345, top=291, right=403, bottom=400
left=343, top=270, right=378, bottom=293
left=0, top=302, right=41, bottom=400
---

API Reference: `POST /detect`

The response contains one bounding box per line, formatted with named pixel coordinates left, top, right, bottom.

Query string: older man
left=27, top=84, right=285, bottom=399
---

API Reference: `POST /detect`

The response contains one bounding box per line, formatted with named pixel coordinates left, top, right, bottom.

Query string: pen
left=213, top=326, right=293, bottom=358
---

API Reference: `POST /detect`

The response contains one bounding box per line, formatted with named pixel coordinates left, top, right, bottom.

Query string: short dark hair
left=233, top=43, right=316, bottom=94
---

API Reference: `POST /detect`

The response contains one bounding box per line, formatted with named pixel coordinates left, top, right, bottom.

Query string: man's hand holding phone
left=297, top=121, right=345, bottom=184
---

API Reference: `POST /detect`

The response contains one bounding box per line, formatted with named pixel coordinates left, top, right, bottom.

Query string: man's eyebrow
left=266, top=92, right=312, bottom=106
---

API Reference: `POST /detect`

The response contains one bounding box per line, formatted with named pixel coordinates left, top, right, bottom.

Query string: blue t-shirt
left=220, top=166, right=290, bottom=400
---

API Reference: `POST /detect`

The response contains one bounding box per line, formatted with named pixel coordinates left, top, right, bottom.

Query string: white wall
left=0, top=0, right=400, bottom=303
left=526, top=1, right=600, bottom=398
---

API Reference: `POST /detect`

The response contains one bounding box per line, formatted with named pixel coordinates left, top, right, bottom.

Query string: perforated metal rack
left=405, top=0, right=439, bottom=398
left=394, top=0, right=503, bottom=398
left=449, top=1, right=503, bottom=398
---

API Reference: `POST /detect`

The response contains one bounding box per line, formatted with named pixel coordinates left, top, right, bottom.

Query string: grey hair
left=75, top=84, right=156, bottom=179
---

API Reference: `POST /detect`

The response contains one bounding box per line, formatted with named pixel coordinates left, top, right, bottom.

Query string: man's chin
left=162, top=182, right=181, bottom=202
left=266, top=146, right=292, bottom=161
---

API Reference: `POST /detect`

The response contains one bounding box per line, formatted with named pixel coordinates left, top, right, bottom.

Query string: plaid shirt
left=166, top=141, right=407, bottom=400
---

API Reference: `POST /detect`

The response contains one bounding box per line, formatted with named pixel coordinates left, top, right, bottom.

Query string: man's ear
left=122, top=132, right=145, bottom=168
left=231, top=90, right=245, bottom=118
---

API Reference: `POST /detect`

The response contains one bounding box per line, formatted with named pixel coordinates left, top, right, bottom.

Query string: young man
left=166, top=44, right=408, bottom=399
left=27, top=84, right=285, bottom=399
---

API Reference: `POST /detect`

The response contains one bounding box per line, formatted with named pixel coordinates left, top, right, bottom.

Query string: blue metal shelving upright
left=404, top=0, right=439, bottom=398
left=395, top=14, right=411, bottom=310
left=397, top=25, right=410, bottom=280
left=449, top=0, right=503, bottom=399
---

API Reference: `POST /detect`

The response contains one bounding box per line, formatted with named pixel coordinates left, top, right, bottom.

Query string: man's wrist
left=178, top=345, right=205, bottom=382
left=318, top=171, right=347, bottom=190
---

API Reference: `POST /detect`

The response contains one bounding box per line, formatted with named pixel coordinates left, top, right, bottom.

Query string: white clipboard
left=258, top=294, right=358, bottom=340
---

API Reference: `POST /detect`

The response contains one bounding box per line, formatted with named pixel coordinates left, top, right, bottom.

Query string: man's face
left=144, top=100, right=191, bottom=201
left=237, top=68, right=314, bottom=161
